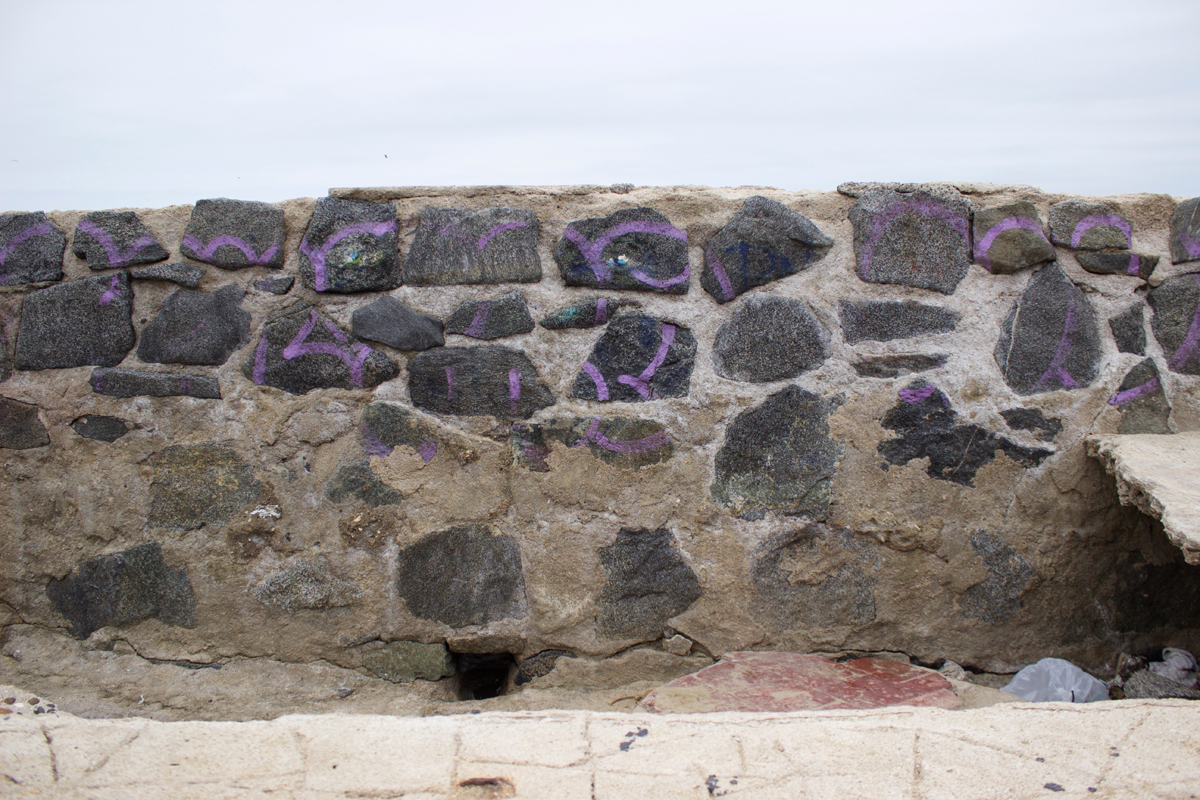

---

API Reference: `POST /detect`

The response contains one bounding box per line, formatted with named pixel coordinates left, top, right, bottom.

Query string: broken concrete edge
left=1086, top=432, right=1200, bottom=566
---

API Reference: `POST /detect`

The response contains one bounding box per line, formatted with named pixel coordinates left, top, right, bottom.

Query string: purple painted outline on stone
left=476, top=221, right=530, bottom=251
left=573, top=417, right=670, bottom=455
left=363, top=426, right=393, bottom=458
left=1167, top=274, right=1200, bottom=371
left=418, top=440, right=437, bottom=463
left=182, top=234, right=279, bottom=265
left=280, top=309, right=372, bottom=387
left=617, top=324, right=676, bottom=399
left=0, top=222, right=55, bottom=267
left=1109, top=376, right=1161, bottom=406
left=899, top=384, right=940, bottom=404
left=508, top=368, right=522, bottom=414
left=464, top=302, right=492, bottom=338
left=595, top=298, right=608, bottom=326
left=974, top=216, right=1049, bottom=273
left=581, top=361, right=609, bottom=401
left=562, top=221, right=689, bottom=288
left=77, top=220, right=158, bottom=269
left=706, top=250, right=736, bottom=301
left=99, top=274, right=122, bottom=306
left=859, top=196, right=969, bottom=279
left=1070, top=213, right=1132, bottom=249
left=1035, top=300, right=1081, bottom=389
left=299, top=220, right=397, bottom=292
left=1179, top=230, right=1200, bottom=259
left=445, top=367, right=457, bottom=401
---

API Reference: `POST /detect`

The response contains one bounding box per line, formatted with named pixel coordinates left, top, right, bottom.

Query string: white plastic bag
left=1002, top=658, right=1109, bottom=703
left=1147, top=648, right=1198, bottom=687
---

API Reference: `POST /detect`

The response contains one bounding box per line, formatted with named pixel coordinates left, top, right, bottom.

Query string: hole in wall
left=453, top=653, right=515, bottom=700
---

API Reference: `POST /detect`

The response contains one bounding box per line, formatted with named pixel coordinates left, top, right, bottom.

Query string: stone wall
left=2, top=183, right=1200, bottom=679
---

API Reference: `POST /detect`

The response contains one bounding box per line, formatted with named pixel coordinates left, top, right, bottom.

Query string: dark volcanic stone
left=149, top=443, right=263, bottom=530
left=540, top=298, right=621, bottom=330
left=405, top=207, right=541, bottom=285
left=1049, top=200, right=1133, bottom=250
left=181, top=198, right=286, bottom=269
left=14, top=273, right=135, bottom=369
left=396, top=524, right=525, bottom=627
left=839, top=300, right=958, bottom=344
left=849, top=189, right=971, bottom=294
left=959, top=531, right=1033, bottom=623
left=445, top=292, right=535, bottom=340
left=1124, top=669, right=1200, bottom=700
left=137, top=285, right=251, bottom=366
left=879, top=380, right=1051, bottom=485
left=408, top=346, right=554, bottom=419
left=571, top=315, right=696, bottom=402
left=712, top=295, right=828, bottom=382
left=0, top=330, right=9, bottom=383
left=752, top=525, right=879, bottom=630
left=326, top=462, right=407, bottom=507
left=71, top=415, right=129, bottom=442
left=1000, top=408, right=1062, bottom=442
left=711, top=386, right=841, bottom=518
left=511, top=416, right=672, bottom=472
left=1109, top=359, right=1171, bottom=434
left=243, top=303, right=400, bottom=394
left=994, top=263, right=1101, bottom=393
left=46, top=542, right=195, bottom=639
left=852, top=354, right=947, bottom=379
left=0, top=396, right=49, bottom=449
left=555, top=207, right=690, bottom=294
left=1076, top=251, right=1157, bottom=279
left=361, top=403, right=447, bottom=459
left=91, top=369, right=220, bottom=399
left=1110, top=305, right=1147, bottom=355
left=596, top=527, right=702, bottom=639
left=514, top=650, right=570, bottom=685
left=298, top=197, right=400, bottom=293
left=0, top=212, right=65, bottom=285
left=72, top=211, right=168, bottom=269
left=1170, top=197, right=1200, bottom=264
left=352, top=296, right=444, bottom=351
left=254, top=276, right=294, bottom=295
left=251, top=561, right=362, bottom=613
left=701, top=196, right=833, bottom=302
left=1148, top=274, right=1200, bottom=375
left=972, top=201, right=1055, bottom=274
left=129, top=262, right=205, bottom=288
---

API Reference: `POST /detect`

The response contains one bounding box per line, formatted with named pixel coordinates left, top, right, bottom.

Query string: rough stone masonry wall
left=2, top=183, right=1200, bottom=680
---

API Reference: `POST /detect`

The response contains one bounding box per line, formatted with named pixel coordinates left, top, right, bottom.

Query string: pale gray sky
left=2, top=0, right=1197, bottom=211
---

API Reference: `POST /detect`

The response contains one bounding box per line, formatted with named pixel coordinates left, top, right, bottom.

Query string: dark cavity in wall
left=453, top=652, right=516, bottom=700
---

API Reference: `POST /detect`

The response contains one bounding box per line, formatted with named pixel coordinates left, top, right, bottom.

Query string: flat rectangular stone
left=91, top=368, right=221, bottom=399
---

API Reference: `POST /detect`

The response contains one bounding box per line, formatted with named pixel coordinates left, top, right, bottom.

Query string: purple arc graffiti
left=898, top=384, right=946, bottom=405
left=182, top=234, right=279, bottom=265
left=1127, top=255, right=1142, bottom=276
left=464, top=302, right=492, bottom=338
left=562, top=221, right=689, bottom=288
left=859, top=197, right=969, bottom=279
left=1034, top=300, right=1081, bottom=389
left=581, top=361, right=609, bottom=401
left=476, top=221, right=530, bottom=251
left=299, top=220, right=397, bottom=292
left=98, top=274, right=123, bottom=306
left=1108, top=376, right=1161, bottom=406
left=618, top=324, right=675, bottom=399
left=445, top=367, right=458, bottom=401
left=594, top=298, right=609, bottom=326
left=572, top=417, right=670, bottom=455
left=0, top=222, right=55, bottom=267
left=508, top=368, right=522, bottom=415
left=1167, top=274, right=1200, bottom=371
left=417, top=440, right=438, bottom=463
left=363, top=427, right=393, bottom=458
left=271, top=309, right=373, bottom=387
left=706, top=250, right=737, bottom=302
left=77, top=220, right=159, bottom=268
left=1070, top=213, right=1132, bottom=249
left=1178, top=230, right=1200, bottom=260
left=974, top=217, right=1049, bottom=273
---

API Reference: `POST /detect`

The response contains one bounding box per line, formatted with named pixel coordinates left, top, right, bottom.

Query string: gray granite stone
left=326, top=462, right=407, bottom=507
left=1148, top=273, right=1200, bottom=375
left=404, top=207, right=540, bottom=285
left=849, top=189, right=971, bottom=294
left=514, top=650, right=569, bottom=685
left=596, top=527, right=702, bottom=639
left=1048, top=200, right=1133, bottom=250
left=14, top=273, right=135, bottom=370
left=712, top=295, right=828, bottom=382
left=1076, top=251, right=1157, bottom=279
left=251, top=561, right=362, bottom=613
left=91, top=369, right=220, bottom=399
left=148, top=443, right=263, bottom=530
left=408, top=346, right=553, bottom=419
left=1000, top=408, right=1062, bottom=442
left=1110, top=305, right=1147, bottom=356
left=363, top=641, right=455, bottom=683
left=351, top=296, right=444, bottom=351
left=361, top=403, right=443, bottom=458
left=711, top=386, right=841, bottom=518
left=72, top=211, right=168, bottom=269
left=181, top=198, right=286, bottom=269
left=540, top=298, right=621, bottom=330
left=700, top=196, right=832, bottom=302
left=972, top=201, right=1054, bottom=274
left=571, top=315, right=696, bottom=402
left=994, top=263, right=1101, bottom=393
left=0, top=396, right=49, bottom=449
left=129, top=262, right=205, bottom=288
left=137, top=285, right=251, bottom=366
left=242, top=303, right=400, bottom=394
left=1109, top=358, right=1171, bottom=434
left=444, top=291, right=535, bottom=340
left=555, top=208, right=690, bottom=294
left=396, top=524, right=525, bottom=627
left=46, top=542, right=195, bottom=639
left=1169, top=197, right=1200, bottom=264
left=851, top=354, right=947, bottom=379
left=839, top=300, right=958, bottom=344
left=959, top=531, right=1033, bottom=623
left=0, top=212, right=65, bottom=285
left=253, top=276, right=294, bottom=295
left=0, top=330, right=9, bottom=384
left=298, top=197, right=400, bottom=293
left=511, top=416, right=672, bottom=472
left=70, top=415, right=129, bottom=443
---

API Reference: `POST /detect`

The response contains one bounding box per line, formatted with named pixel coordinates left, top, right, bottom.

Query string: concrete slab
left=1087, top=432, right=1200, bottom=565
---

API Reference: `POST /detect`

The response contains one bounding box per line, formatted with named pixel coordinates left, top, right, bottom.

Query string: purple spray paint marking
left=464, top=302, right=492, bottom=338
left=178, top=377, right=192, bottom=394
left=182, top=234, right=279, bottom=265
left=508, top=368, right=522, bottom=414
left=859, top=196, right=969, bottom=278
left=252, top=336, right=269, bottom=384
left=445, top=367, right=458, bottom=401
left=0, top=222, right=55, bottom=267
left=476, top=221, right=529, bottom=251
left=899, top=384, right=941, bottom=404
left=706, top=250, right=736, bottom=301
left=1178, top=230, right=1200, bottom=259
left=1070, top=213, right=1132, bottom=249
left=362, top=426, right=393, bottom=458
left=594, top=298, right=609, bottom=326
left=77, top=220, right=158, bottom=268
left=281, top=310, right=373, bottom=387
left=617, top=324, right=675, bottom=399
left=1128, top=255, right=1141, bottom=276
left=573, top=417, right=670, bottom=454
left=1109, top=376, right=1160, bottom=406
left=581, top=361, right=609, bottom=401
left=98, top=274, right=122, bottom=306
left=1167, top=274, right=1200, bottom=371
left=562, top=221, right=689, bottom=288
left=1035, top=300, right=1081, bottom=389
left=299, top=220, right=397, bottom=292
left=167, top=316, right=210, bottom=357
left=417, top=440, right=438, bottom=463
left=974, top=216, right=1049, bottom=273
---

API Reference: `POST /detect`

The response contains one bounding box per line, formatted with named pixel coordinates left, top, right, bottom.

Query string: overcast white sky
left=2, top=0, right=1197, bottom=211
